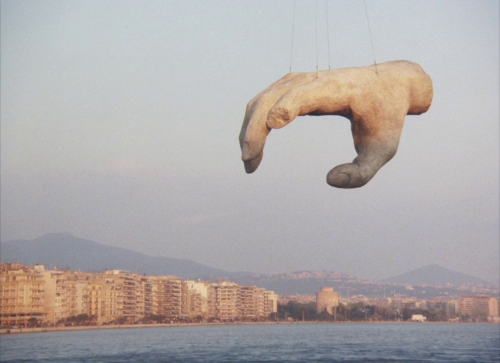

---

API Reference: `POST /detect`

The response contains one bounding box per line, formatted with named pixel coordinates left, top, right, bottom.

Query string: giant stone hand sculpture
left=239, top=60, right=433, bottom=188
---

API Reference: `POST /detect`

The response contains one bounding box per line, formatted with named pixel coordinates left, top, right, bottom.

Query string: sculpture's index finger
left=239, top=72, right=314, bottom=172
left=241, top=100, right=272, bottom=161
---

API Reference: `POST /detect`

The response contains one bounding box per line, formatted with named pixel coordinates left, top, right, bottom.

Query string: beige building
left=209, top=281, right=239, bottom=321
left=316, top=287, right=339, bottom=315
left=87, top=276, right=124, bottom=324
left=252, top=289, right=278, bottom=320
left=239, top=286, right=260, bottom=320
left=41, top=267, right=89, bottom=324
left=185, top=280, right=210, bottom=319
left=148, top=275, right=186, bottom=320
left=255, top=288, right=278, bottom=319
left=473, top=295, right=498, bottom=318
left=87, top=270, right=146, bottom=324
left=263, top=290, right=278, bottom=318
left=458, top=295, right=499, bottom=319
left=143, top=277, right=153, bottom=316
left=0, top=263, right=46, bottom=326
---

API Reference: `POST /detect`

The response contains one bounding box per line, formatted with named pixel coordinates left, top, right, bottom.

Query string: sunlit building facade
left=0, top=263, right=46, bottom=326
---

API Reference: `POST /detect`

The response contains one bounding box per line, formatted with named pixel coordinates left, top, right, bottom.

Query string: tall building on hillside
left=316, top=287, right=339, bottom=315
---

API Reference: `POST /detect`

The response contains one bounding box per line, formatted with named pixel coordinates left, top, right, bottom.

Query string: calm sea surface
left=1, top=323, right=499, bottom=363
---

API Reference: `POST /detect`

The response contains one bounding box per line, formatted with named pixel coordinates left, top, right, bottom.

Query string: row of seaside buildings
left=314, top=287, right=500, bottom=321
left=0, top=263, right=278, bottom=326
left=362, top=295, right=499, bottom=320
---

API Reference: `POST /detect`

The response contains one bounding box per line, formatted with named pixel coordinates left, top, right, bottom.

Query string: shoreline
left=0, top=321, right=277, bottom=335
left=2, top=321, right=279, bottom=335
left=1, top=320, right=493, bottom=335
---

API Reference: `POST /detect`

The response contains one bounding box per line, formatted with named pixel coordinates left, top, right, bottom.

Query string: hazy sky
left=1, top=0, right=499, bottom=285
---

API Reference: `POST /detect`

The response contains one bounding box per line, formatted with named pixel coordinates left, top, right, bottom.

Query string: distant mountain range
left=0, top=233, right=245, bottom=280
left=1, top=234, right=496, bottom=298
left=384, top=264, right=489, bottom=286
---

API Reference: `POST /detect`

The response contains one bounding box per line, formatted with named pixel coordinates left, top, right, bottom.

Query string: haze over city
left=1, top=0, right=499, bottom=286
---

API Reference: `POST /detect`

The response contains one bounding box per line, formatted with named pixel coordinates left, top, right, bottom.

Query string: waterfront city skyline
left=2, top=261, right=499, bottom=329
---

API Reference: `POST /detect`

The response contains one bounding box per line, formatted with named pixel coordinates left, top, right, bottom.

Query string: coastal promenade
left=0, top=321, right=281, bottom=335
left=2, top=320, right=490, bottom=335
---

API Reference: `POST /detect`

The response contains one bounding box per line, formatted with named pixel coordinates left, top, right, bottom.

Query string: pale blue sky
left=1, top=0, right=499, bottom=284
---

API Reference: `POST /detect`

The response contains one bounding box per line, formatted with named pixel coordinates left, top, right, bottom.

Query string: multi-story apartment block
left=209, top=281, right=239, bottom=321
left=87, top=283, right=104, bottom=323
left=148, top=275, right=186, bottom=320
left=113, top=271, right=140, bottom=320
left=256, top=288, right=266, bottom=319
left=0, top=263, right=46, bottom=326
left=87, top=276, right=124, bottom=324
left=136, top=277, right=145, bottom=318
left=142, top=277, right=153, bottom=316
left=186, top=289, right=203, bottom=318
left=41, top=267, right=89, bottom=324
left=91, top=270, right=145, bottom=323
left=239, top=286, right=260, bottom=320
left=185, top=280, right=210, bottom=319
left=458, top=295, right=499, bottom=319
left=458, top=295, right=475, bottom=317
left=263, top=290, right=278, bottom=318
left=474, top=295, right=498, bottom=318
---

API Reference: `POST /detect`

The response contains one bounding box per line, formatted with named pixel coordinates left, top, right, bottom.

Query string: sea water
left=1, top=323, right=499, bottom=362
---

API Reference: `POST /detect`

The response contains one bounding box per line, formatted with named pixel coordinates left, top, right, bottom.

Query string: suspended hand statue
left=239, top=60, right=433, bottom=188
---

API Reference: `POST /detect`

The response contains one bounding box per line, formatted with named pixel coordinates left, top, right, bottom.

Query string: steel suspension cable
left=289, top=0, right=297, bottom=73
left=364, top=0, right=378, bottom=74
left=315, top=0, right=319, bottom=76
left=326, top=0, right=331, bottom=70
